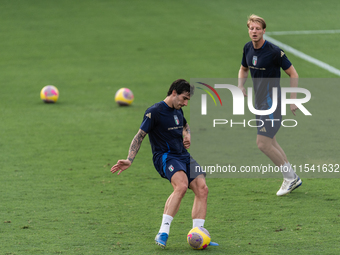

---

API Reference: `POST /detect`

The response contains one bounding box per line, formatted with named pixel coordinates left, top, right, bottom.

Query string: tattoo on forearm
left=128, top=130, right=147, bottom=163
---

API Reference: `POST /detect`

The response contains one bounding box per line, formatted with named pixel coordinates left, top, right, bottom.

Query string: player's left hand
left=183, top=135, right=191, bottom=149
left=290, top=104, right=298, bottom=116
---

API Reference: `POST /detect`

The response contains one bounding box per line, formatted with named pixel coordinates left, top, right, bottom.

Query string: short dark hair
left=167, top=79, right=195, bottom=96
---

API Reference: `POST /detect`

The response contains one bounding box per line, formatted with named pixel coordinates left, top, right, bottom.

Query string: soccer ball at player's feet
left=187, top=227, right=211, bottom=250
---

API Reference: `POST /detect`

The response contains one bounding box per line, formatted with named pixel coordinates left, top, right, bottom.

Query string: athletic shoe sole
left=155, top=241, right=166, bottom=249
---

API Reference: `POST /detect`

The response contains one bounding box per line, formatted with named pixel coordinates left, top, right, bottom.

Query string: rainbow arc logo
left=196, top=82, right=222, bottom=114
left=196, top=82, right=222, bottom=106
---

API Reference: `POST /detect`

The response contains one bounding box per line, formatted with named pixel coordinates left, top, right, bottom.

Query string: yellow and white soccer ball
left=115, top=88, right=134, bottom=106
left=40, top=85, right=59, bottom=103
left=187, top=227, right=211, bottom=250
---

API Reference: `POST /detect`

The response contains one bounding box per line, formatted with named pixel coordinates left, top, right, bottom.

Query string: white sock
left=281, top=162, right=296, bottom=180
left=159, top=214, right=173, bottom=234
left=193, top=219, right=205, bottom=228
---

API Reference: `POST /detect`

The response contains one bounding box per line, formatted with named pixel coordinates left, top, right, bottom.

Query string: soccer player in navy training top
left=238, top=15, right=302, bottom=196
left=111, top=79, right=218, bottom=248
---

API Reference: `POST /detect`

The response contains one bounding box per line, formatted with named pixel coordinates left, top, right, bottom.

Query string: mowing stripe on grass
left=264, top=34, right=340, bottom=77
left=266, top=29, right=340, bottom=36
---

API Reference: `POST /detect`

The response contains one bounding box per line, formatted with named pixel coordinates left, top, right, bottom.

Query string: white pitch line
left=266, top=29, right=340, bottom=36
left=264, top=34, right=340, bottom=76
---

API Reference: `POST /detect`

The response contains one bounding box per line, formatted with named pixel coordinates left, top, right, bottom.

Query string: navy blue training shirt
left=241, top=40, right=292, bottom=108
left=140, top=101, right=189, bottom=161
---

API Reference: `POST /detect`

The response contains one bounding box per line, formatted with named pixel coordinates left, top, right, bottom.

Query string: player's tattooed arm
left=127, top=129, right=147, bottom=163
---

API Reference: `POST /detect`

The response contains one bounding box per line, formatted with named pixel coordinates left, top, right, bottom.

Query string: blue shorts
left=153, top=154, right=205, bottom=184
left=256, top=103, right=282, bottom=139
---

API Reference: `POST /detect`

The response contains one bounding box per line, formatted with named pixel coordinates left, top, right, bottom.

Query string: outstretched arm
left=183, top=123, right=191, bottom=149
left=111, top=129, right=147, bottom=175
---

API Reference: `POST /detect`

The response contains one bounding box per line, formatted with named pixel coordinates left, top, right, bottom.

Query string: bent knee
left=197, top=183, right=209, bottom=198
left=257, top=140, right=270, bottom=153
left=201, top=184, right=209, bottom=197
left=174, top=183, right=188, bottom=197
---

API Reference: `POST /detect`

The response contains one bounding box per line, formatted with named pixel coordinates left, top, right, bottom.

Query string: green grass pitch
left=1, top=0, right=340, bottom=254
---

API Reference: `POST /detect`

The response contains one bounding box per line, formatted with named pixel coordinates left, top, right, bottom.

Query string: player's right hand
left=111, top=159, right=132, bottom=175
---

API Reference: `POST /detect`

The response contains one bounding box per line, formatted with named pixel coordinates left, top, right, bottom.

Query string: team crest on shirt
left=168, top=165, right=174, bottom=172
left=252, top=56, right=257, bottom=66
left=174, top=115, right=179, bottom=125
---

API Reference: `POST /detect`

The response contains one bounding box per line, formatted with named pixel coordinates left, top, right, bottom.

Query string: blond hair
left=247, top=14, right=266, bottom=29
